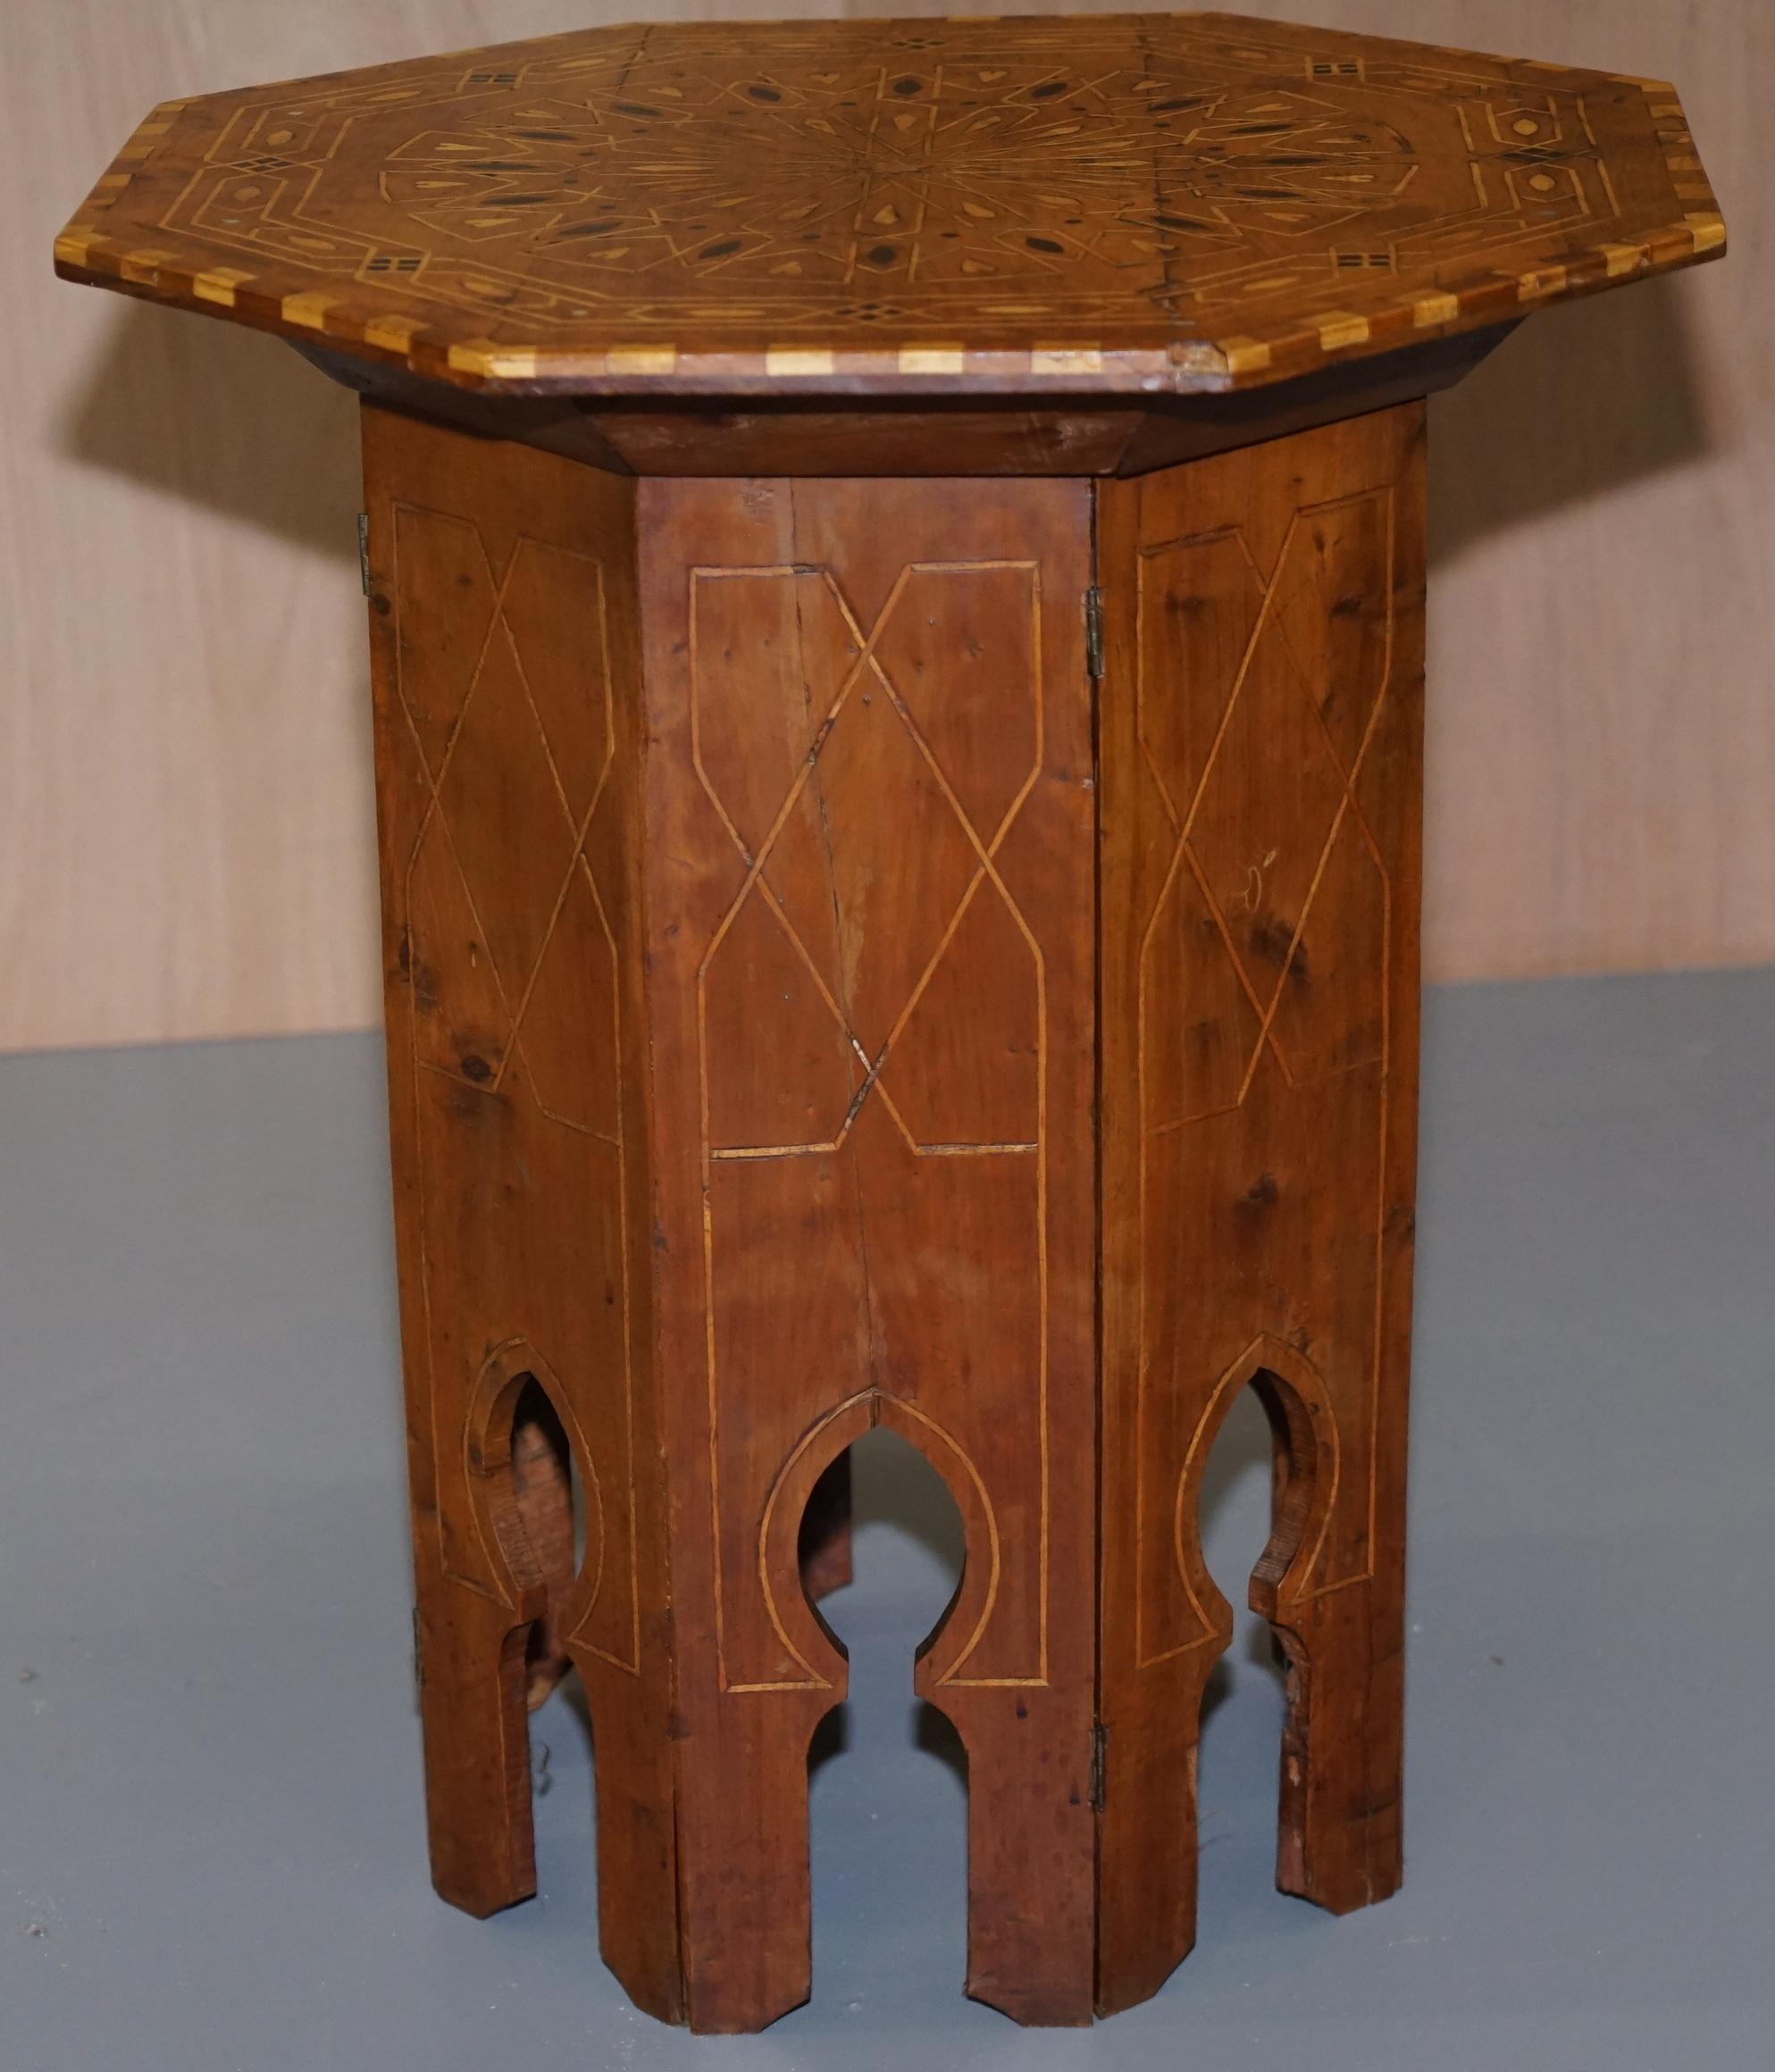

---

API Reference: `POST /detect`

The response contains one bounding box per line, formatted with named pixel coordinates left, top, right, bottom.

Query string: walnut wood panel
left=360, top=405, right=681, bottom=2020
left=635, top=476, right=1099, bottom=2030
left=1096, top=404, right=1425, bottom=2011
left=56, top=13, right=1721, bottom=396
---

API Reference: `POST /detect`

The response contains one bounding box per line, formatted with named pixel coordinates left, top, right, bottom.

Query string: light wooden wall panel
left=1280, top=0, right=1774, bottom=985
left=2, top=0, right=1767, bottom=1051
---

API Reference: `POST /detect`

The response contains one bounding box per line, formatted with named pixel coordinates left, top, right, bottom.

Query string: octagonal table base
left=364, top=397, right=1421, bottom=2032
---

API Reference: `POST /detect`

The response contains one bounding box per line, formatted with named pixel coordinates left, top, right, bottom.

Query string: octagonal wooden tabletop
left=54, top=11, right=1723, bottom=397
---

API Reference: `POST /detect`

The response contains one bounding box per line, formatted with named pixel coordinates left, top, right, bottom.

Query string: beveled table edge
left=53, top=48, right=1725, bottom=403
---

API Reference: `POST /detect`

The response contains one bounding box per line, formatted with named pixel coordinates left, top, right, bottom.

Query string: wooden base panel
left=1095, top=406, right=1423, bottom=2011
left=361, top=398, right=1422, bottom=2034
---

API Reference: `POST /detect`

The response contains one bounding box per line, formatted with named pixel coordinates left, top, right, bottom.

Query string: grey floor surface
left=3, top=965, right=1772, bottom=2070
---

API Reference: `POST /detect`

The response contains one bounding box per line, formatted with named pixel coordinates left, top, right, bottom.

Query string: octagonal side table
left=57, top=9, right=1724, bottom=2035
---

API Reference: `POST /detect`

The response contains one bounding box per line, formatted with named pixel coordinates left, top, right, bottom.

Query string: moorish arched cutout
left=463, top=1337, right=607, bottom=1667
left=1170, top=1333, right=1342, bottom=1654
left=755, top=1387, right=999, bottom=1698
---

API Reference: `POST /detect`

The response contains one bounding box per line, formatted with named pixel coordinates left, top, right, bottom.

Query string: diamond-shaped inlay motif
left=436, top=622, right=581, bottom=997
left=1140, top=490, right=1394, bottom=1128
left=695, top=562, right=1042, bottom=1159
left=393, top=509, right=617, bottom=1129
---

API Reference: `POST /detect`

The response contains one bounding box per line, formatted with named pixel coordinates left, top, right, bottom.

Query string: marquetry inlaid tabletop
left=54, top=11, right=1723, bottom=396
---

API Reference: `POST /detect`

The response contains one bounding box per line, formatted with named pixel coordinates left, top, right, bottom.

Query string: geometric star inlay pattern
left=56, top=12, right=1724, bottom=394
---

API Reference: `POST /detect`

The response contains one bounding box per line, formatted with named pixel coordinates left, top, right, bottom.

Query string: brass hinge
left=1084, top=586, right=1104, bottom=681
left=1089, top=1720, right=1109, bottom=1812
left=357, top=511, right=372, bottom=597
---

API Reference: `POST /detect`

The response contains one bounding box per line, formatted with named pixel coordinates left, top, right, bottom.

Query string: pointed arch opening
left=799, top=1422, right=971, bottom=1998
left=465, top=1342, right=605, bottom=1733
left=460, top=1344, right=609, bottom=1940
left=1184, top=1341, right=1338, bottom=1915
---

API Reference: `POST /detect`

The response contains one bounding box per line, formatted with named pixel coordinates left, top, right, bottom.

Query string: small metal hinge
left=1084, top=586, right=1104, bottom=680
left=1089, top=1721, right=1109, bottom=1812
left=411, top=1605, right=423, bottom=1709
left=357, top=511, right=372, bottom=597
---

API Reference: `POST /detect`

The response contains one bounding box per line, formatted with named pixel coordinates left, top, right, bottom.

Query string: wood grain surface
left=362, top=401, right=683, bottom=2019
left=361, top=380, right=1428, bottom=2031
left=54, top=12, right=1720, bottom=396
left=1096, top=403, right=1423, bottom=2009
left=634, top=472, right=1099, bottom=2028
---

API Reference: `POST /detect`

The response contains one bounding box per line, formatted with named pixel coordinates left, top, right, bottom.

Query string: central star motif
left=372, top=71, right=1419, bottom=291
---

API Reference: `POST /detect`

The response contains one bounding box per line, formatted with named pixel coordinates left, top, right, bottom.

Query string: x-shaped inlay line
left=691, top=558, right=1044, bottom=1162
left=1138, top=492, right=1392, bottom=1123
left=393, top=514, right=619, bottom=1140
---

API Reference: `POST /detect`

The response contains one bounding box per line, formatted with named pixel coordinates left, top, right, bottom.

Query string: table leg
left=1095, top=405, right=1426, bottom=2011
left=635, top=476, right=1100, bottom=2031
left=362, top=405, right=683, bottom=2022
